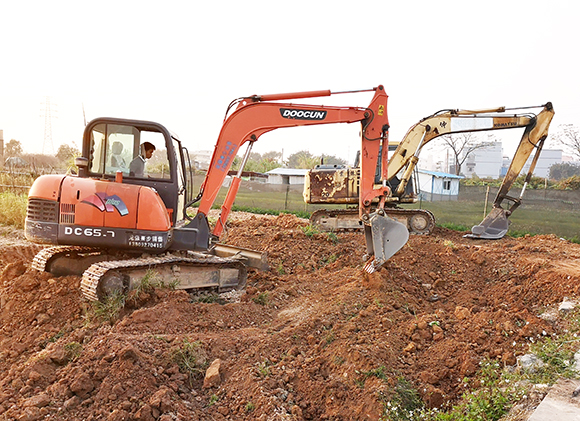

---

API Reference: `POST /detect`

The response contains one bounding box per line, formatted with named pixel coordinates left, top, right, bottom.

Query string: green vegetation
left=0, top=192, right=28, bottom=229
left=253, top=291, right=270, bottom=306
left=256, top=359, right=272, bottom=377
left=170, top=338, right=208, bottom=380
left=64, top=341, right=83, bottom=362
left=83, top=290, right=126, bottom=326
left=301, top=223, right=320, bottom=237
left=376, top=309, right=580, bottom=421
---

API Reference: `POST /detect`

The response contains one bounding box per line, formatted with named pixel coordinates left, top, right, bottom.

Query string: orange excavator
left=25, top=85, right=408, bottom=301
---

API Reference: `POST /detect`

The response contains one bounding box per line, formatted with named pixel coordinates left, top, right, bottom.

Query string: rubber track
left=80, top=254, right=244, bottom=302
left=31, top=246, right=100, bottom=272
left=310, top=208, right=436, bottom=235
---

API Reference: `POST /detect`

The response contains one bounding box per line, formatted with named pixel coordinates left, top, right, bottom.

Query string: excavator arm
left=389, top=102, right=554, bottom=238
left=190, top=85, right=408, bottom=271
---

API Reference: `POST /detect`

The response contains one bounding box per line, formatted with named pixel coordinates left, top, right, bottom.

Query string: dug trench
left=0, top=213, right=579, bottom=420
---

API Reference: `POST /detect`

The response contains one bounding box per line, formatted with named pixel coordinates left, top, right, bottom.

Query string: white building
left=462, top=142, right=503, bottom=178
left=522, top=149, right=562, bottom=178
left=417, top=170, right=463, bottom=201
left=265, top=168, right=309, bottom=185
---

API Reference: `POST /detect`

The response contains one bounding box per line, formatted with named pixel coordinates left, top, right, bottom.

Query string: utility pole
left=40, top=97, right=57, bottom=155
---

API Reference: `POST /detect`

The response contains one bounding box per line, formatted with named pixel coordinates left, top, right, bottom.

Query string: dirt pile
left=1, top=214, right=579, bottom=420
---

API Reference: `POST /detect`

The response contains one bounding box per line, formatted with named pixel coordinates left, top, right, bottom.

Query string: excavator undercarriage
left=32, top=246, right=249, bottom=301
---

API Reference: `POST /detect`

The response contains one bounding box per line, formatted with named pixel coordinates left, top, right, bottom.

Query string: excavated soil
left=1, top=214, right=580, bottom=420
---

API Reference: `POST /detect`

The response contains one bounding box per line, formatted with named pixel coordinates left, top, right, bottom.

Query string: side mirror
left=75, top=157, right=89, bottom=177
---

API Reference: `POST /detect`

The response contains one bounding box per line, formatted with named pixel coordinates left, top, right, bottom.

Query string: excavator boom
left=190, top=85, right=408, bottom=271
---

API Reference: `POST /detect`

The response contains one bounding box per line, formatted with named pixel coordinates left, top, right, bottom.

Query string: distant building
left=265, top=168, right=308, bottom=185
left=190, top=150, right=213, bottom=170
left=462, top=142, right=503, bottom=178
left=522, top=149, right=562, bottom=178
left=417, top=170, right=463, bottom=201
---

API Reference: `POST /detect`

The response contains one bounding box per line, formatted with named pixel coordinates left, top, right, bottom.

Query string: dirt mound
left=1, top=214, right=579, bottom=420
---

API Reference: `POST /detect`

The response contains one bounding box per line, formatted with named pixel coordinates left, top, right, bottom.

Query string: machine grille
left=60, top=203, right=75, bottom=224
left=27, top=199, right=59, bottom=223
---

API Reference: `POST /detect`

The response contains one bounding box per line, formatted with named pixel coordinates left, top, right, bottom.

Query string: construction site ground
left=1, top=212, right=580, bottom=420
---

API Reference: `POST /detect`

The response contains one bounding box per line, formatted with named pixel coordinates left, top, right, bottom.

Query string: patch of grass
left=245, top=402, right=255, bottom=412
left=130, top=270, right=162, bottom=302
left=253, top=291, right=270, bottom=306
left=301, top=223, right=320, bottom=237
left=0, top=192, right=28, bottom=228
left=443, top=240, right=457, bottom=250
left=84, top=290, right=126, bottom=325
left=256, top=359, right=271, bottom=377
left=275, top=262, right=286, bottom=275
left=209, top=394, right=219, bottom=406
left=438, top=222, right=469, bottom=232
left=39, top=328, right=67, bottom=349
left=64, top=341, right=83, bottom=362
left=170, top=338, right=208, bottom=384
left=326, top=231, right=339, bottom=243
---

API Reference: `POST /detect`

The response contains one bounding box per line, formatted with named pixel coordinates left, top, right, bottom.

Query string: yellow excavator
left=304, top=102, right=554, bottom=239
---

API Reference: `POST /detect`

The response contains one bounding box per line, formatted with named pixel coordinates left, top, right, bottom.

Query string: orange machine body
left=26, top=174, right=171, bottom=250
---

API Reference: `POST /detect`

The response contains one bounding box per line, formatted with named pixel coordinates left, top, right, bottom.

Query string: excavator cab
left=80, top=118, right=189, bottom=227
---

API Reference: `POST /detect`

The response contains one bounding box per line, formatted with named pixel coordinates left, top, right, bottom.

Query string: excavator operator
left=129, top=142, right=156, bottom=177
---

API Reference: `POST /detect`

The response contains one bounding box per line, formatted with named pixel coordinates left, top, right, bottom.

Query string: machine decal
left=215, top=141, right=237, bottom=171
left=82, top=193, right=129, bottom=216
left=378, top=105, right=385, bottom=116
left=128, top=233, right=166, bottom=249
left=280, top=108, right=327, bottom=120
left=64, top=226, right=116, bottom=238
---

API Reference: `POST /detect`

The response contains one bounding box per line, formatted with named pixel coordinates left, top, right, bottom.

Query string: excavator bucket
left=363, top=212, right=409, bottom=273
left=465, top=207, right=509, bottom=240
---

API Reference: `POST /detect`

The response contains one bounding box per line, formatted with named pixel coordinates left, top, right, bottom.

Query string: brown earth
left=0, top=213, right=579, bottom=420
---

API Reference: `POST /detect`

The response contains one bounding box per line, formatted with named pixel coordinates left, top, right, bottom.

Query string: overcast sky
left=1, top=0, right=578, bottom=164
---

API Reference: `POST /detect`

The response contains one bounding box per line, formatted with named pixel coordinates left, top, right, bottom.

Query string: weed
left=209, top=394, right=219, bottom=406
left=443, top=240, right=457, bottom=250
left=130, top=270, right=162, bottom=302
left=84, top=290, right=126, bottom=325
left=64, top=342, right=82, bottom=362
left=324, top=330, right=335, bottom=345
left=301, top=224, right=320, bottom=237
left=253, top=292, right=270, bottom=306
left=334, top=356, right=345, bottom=365
left=360, top=365, right=389, bottom=383
left=256, top=359, right=271, bottom=377
left=326, top=231, right=339, bottom=243
left=321, top=254, right=338, bottom=266
left=245, top=402, right=255, bottom=412
left=39, top=328, right=67, bottom=349
left=276, top=262, right=286, bottom=275
left=170, top=338, right=208, bottom=384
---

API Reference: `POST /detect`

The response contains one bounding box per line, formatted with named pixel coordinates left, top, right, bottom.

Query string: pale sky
left=1, top=0, right=578, bottom=165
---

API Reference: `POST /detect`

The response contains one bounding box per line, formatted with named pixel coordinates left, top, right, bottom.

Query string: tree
left=441, top=133, right=494, bottom=175
left=321, top=154, right=347, bottom=166
left=5, top=139, right=23, bottom=158
left=549, top=162, right=580, bottom=180
left=55, top=144, right=80, bottom=162
left=286, top=150, right=320, bottom=169
left=231, top=151, right=282, bottom=173
left=555, top=124, right=580, bottom=160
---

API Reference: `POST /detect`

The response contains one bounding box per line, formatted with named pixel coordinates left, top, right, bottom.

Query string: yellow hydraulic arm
left=387, top=102, right=554, bottom=238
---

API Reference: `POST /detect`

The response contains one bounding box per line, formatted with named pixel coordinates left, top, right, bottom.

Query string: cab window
left=88, top=124, right=170, bottom=180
